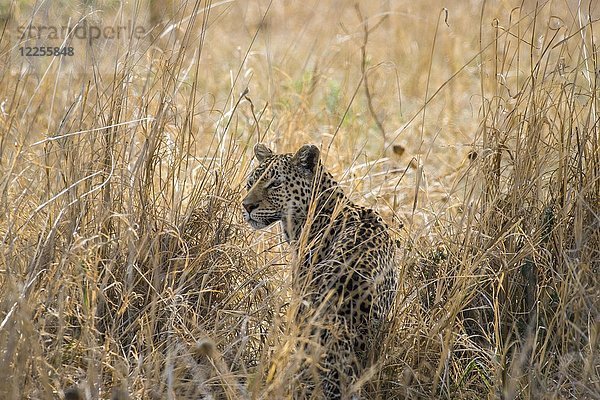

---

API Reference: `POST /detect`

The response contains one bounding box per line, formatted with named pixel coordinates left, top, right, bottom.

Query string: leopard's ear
left=293, top=144, right=320, bottom=172
left=254, top=143, right=273, bottom=162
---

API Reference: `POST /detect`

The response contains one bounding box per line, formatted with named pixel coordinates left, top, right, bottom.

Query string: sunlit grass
left=0, top=0, right=598, bottom=398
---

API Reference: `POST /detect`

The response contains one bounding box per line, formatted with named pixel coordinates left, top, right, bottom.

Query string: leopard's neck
left=281, top=167, right=350, bottom=243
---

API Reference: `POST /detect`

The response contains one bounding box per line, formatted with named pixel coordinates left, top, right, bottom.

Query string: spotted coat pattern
left=242, top=144, right=398, bottom=399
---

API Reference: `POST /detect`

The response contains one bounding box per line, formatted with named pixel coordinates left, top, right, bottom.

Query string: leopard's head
left=242, top=144, right=320, bottom=231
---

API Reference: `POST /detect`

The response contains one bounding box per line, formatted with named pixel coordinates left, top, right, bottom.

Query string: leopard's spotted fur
left=242, top=144, right=398, bottom=399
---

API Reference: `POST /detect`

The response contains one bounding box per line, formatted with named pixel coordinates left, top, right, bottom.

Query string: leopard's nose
left=243, top=199, right=259, bottom=213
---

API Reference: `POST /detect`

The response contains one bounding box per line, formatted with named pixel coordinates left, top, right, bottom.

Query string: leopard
left=242, top=143, right=398, bottom=400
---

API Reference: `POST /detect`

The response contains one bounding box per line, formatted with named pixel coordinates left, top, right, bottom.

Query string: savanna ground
left=0, top=0, right=598, bottom=398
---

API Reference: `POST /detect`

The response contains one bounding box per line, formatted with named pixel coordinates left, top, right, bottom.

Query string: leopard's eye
left=265, top=179, right=282, bottom=190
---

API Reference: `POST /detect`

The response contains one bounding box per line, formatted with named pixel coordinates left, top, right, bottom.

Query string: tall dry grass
left=0, top=0, right=598, bottom=399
